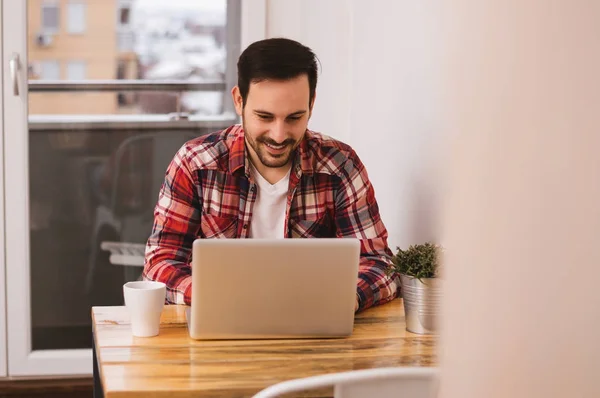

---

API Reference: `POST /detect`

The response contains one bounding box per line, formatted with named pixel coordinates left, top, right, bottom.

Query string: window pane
left=39, top=60, right=60, bottom=80
left=66, top=61, right=86, bottom=80
left=25, top=0, right=238, bottom=352
left=42, top=5, right=59, bottom=32
left=29, top=0, right=230, bottom=116
left=67, top=2, right=86, bottom=34
left=119, top=8, right=131, bottom=25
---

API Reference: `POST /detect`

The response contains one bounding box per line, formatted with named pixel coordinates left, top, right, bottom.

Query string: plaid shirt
left=143, top=125, right=400, bottom=312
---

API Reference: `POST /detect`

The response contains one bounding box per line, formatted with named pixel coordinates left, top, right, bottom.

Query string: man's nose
left=270, top=120, right=287, bottom=143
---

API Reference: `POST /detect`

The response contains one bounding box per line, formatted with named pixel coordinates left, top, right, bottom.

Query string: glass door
left=3, top=0, right=239, bottom=376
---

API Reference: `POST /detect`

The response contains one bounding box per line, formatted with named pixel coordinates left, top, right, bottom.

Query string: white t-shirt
left=249, top=165, right=291, bottom=239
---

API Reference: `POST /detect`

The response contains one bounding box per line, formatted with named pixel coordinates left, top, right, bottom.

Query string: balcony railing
left=28, top=80, right=226, bottom=92
left=28, top=79, right=238, bottom=131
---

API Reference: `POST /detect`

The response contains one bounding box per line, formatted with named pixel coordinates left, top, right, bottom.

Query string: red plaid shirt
left=143, top=125, right=400, bottom=312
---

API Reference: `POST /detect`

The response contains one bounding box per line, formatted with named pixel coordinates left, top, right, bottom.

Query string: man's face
left=232, top=75, right=313, bottom=169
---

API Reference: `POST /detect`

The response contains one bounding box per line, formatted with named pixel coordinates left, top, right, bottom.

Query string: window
left=66, top=61, right=86, bottom=80
left=41, top=3, right=60, bottom=34
left=67, top=2, right=86, bottom=34
left=119, top=7, right=131, bottom=25
left=116, top=61, right=127, bottom=79
left=39, top=60, right=60, bottom=80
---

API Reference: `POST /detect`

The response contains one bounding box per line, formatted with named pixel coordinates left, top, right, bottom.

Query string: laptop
left=186, top=238, right=360, bottom=340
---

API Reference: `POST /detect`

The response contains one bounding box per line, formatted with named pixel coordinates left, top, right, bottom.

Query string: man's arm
left=335, top=150, right=400, bottom=313
left=143, top=147, right=201, bottom=305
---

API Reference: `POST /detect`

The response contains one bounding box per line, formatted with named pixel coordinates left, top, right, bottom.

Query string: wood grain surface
left=92, top=299, right=437, bottom=397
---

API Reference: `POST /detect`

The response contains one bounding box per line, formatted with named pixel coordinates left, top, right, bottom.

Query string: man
left=143, top=38, right=399, bottom=312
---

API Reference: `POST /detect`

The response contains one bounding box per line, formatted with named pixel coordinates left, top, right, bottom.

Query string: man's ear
left=231, top=86, right=244, bottom=116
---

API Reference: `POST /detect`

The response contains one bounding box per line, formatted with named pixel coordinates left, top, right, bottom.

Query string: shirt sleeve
left=143, top=146, right=201, bottom=305
left=335, top=150, right=400, bottom=312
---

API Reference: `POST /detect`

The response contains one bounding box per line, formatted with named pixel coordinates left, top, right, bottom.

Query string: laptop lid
left=188, top=238, right=360, bottom=340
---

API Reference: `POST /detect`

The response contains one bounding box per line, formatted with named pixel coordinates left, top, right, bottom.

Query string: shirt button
left=250, top=186, right=256, bottom=192
left=243, top=224, right=248, bottom=229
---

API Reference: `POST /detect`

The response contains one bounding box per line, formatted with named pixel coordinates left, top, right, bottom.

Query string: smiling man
left=143, top=38, right=400, bottom=312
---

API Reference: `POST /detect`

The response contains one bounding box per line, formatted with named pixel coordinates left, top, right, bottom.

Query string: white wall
left=261, top=0, right=443, bottom=248
left=267, top=0, right=353, bottom=145
left=438, top=1, right=600, bottom=396
left=348, top=2, right=443, bottom=249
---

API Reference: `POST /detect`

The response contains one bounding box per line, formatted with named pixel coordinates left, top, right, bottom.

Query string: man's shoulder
left=177, top=125, right=241, bottom=171
left=304, top=130, right=360, bottom=175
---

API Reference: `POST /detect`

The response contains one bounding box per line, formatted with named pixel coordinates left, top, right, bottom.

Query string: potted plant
left=389, top=242, right=442, bottom=334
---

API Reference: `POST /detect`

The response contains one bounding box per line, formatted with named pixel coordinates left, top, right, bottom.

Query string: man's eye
left=258, top=115, right=272, bottom=120
left=287, top=116, right=301, bottom=121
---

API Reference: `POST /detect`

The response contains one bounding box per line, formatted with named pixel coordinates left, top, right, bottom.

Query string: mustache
left=257, top=137, right=296, bottom=147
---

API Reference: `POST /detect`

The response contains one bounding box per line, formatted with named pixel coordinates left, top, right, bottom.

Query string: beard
left=243, top=123, right=303, bottom=169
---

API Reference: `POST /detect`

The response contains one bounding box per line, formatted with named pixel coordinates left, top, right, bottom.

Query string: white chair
left=252, top=367, right=438, bottom=398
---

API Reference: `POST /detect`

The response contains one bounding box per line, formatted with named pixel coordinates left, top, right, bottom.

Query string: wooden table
left=92, top=299, right=437, bottom=397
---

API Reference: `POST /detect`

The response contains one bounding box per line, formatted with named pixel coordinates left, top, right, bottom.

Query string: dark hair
left=237, top=38, right=319, bottom=106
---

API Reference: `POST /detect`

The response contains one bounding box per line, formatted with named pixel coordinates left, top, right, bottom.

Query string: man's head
left=231, top=38, right=318, bottom=170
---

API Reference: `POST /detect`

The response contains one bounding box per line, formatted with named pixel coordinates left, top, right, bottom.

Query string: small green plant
left=389, top=242, right=441, bottom=279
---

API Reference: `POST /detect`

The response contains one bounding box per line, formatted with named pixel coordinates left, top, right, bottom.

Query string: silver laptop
left=186, top=238, right=360, bottom=340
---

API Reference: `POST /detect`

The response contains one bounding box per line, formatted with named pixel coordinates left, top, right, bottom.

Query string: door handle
left=9, top=53, right=20, bottom=96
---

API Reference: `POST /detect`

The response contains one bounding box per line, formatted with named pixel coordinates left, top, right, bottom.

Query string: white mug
left=123, top=281, right=166, bottom=337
